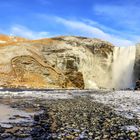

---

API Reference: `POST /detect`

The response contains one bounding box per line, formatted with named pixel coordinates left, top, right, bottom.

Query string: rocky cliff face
left=34, top=36, right=114, bottom=89
left=0, top=35, right=115, bottom=89
left=134, top=44, right=140, bottom=89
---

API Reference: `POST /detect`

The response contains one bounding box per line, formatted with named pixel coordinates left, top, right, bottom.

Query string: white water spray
left=112, top=46, right=136, bottom=89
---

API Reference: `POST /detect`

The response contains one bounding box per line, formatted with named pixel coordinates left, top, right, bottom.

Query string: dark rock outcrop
left=134, top=44, right=140, bottom=89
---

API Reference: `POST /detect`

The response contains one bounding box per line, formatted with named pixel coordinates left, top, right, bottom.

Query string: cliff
left=134, top=44, right=140, bottom=89
left=0, top=35, right=115, bottom=89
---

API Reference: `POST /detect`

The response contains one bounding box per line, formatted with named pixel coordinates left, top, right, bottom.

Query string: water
left=78, top=45, right=136, bottom=89
left=0, top=104, right=35, bottom=125
left=112, top=46, right=136, bottom=89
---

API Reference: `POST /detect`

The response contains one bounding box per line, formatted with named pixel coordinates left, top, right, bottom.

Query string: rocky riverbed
left=0, top=90, right=139, bottom=139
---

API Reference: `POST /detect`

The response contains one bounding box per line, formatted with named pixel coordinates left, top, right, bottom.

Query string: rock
left=0, top=126, right=5, bottom=133
left=134, top=44, right=140, bottom=89
left=88, top=132, right=93, bottom=136
left=34, top=114, right=40, bottom=122
left=65, top=71, right=85, bottom=89
left=0, top=35, right=114, bottom=89
left=31, top=126, right=45, bottom=137
left=130, top=132, right=136, bottom=137
left=15, top=133, right=30, bottom=138
left=0, top=124, right=13, bottom=129
left=1, top=133, right=12, bottom=139
left=135, top=80, right=140, bottom=90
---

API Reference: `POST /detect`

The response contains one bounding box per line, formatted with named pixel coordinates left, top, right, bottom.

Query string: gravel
left=0, top=90, right=139, bottom=139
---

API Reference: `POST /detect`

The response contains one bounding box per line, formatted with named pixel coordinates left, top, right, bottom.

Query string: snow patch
left=0, top=90, right=74, bottom=99
left=0, top=40, right=6, bottom=44
left=121, top=125, right=139, bottom=131
left=91, top=90, right=140, bottom=119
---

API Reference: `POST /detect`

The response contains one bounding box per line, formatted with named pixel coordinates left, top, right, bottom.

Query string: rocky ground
left=0, top=90, right=139, bottom=140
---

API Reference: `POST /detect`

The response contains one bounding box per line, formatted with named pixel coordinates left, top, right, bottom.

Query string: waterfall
left=112, top=46, right=136, bottom=89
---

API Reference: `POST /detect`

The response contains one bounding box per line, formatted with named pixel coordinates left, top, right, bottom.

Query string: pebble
left=131, top=132, right=136, bottom=137
left=0, top=96, right=139, bottom=139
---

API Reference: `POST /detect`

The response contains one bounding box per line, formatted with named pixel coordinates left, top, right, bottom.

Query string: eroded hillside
left=0, top=35, right=115, bottom=89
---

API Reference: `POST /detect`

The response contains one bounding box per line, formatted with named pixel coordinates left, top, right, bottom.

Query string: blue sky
left=0, top=0, right=140, bottom=46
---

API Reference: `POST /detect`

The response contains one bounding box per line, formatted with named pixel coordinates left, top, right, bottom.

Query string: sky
left=0, top=0, right=140, bottom=46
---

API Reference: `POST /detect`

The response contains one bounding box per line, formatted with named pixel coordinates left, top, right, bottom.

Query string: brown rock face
left=11, top=55, right=74, bottom=88
left=0, top=35, right=115, bottom=89
left=65, top=71, right=84, bottom=89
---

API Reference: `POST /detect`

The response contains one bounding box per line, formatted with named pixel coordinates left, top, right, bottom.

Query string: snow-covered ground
left=91, top=90, right=140, bottom=119
left=0, top=90, right=74, bottom=99
left=0, top=90, right=140, bottom=121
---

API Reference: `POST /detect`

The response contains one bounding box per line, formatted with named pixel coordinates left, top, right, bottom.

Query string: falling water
left=112, top=46, right=136, bottom=89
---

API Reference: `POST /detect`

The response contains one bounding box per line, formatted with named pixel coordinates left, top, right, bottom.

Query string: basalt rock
left=134, top=44, right=140, bottom=90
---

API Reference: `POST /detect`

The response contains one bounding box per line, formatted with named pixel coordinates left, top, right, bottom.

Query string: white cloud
left=81, top=18, right=123, bottom=36
left=10, top=25, right=50, bottom=39
left=52, top=16, right=134, bottom=46
left=0, top=15, right=138, bottom=46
